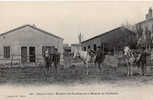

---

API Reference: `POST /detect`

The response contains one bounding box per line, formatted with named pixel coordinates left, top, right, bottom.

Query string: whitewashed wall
left=0, top=26, right=63, bottom=66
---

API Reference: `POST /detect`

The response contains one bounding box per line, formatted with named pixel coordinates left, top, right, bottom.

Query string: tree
left=135, top=24, right=143, bottom=40
left=145, top=29, right=152, bottom=49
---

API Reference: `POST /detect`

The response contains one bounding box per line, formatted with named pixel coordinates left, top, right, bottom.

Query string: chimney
left=145, top=14, right=149, bottom=20
left=148, top=8, right=152, bottom=18
left=145, top=8, right=152, bottom=20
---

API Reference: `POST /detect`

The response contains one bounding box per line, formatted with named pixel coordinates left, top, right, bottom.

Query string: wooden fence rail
left=0, top=55, right=45, bottom=68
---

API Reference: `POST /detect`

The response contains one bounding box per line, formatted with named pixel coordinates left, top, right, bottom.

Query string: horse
left=123, top=46, right=149, bottom=76
left=73, top=50, right=95, bottom=75
left=94, top=48, right=107, bottom=71
left=43, top=48, right=60, bottom=74
left=136, top=48, right=150, bottom=76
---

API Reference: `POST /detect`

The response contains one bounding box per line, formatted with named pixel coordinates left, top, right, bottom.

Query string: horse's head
left=124, top=46, right=130, bottom=56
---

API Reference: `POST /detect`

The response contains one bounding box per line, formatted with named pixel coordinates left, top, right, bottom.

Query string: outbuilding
left=0, top=24, right=64, bottom=66
left=81, top=27, right=137, bottom=55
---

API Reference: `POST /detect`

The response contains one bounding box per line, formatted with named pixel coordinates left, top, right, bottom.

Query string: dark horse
left=44, top=49, right=60, bottom=74
left=135, top=48, right=150, bottom=76
left=94, top=46, right=107, bottom=71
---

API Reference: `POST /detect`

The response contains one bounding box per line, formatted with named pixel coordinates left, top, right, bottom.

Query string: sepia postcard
left=0, top=1, right=153, bottom=100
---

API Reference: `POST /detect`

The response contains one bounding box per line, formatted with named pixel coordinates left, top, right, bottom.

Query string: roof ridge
left=28, top=25, right=63, bottom=40
left=81, top=27, right=121, bottom=43
left=81, top=26, right=135, bottom=43
left=0, top=24, right=63, bottom=40
left=0, top=24, right=29, bottom=36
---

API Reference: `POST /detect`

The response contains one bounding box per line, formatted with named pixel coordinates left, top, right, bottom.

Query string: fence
left=0, top=55, right=45, bottom=68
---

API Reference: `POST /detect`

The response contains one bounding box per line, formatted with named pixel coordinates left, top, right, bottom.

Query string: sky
left=0, top=1, right=153, bottom=44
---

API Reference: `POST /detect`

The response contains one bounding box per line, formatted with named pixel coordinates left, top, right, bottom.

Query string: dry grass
left=0, top=63, right=153, bottom=87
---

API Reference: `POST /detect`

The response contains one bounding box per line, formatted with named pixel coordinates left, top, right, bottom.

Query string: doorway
left=29, top=47, right=36, bottom=62
left=21, top=47, right=27, bottom=63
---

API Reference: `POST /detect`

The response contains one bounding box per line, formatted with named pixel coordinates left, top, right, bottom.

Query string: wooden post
left=114, top=48, right=115, bottom=56
left=10, top=55, right=13, bottom=67
left=103, top=43, right=104, bottom=53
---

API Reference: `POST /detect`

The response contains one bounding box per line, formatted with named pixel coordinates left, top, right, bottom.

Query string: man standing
left=95, top=46, right=105, bottom=70
left=44, top=49, right=50, bottom=72
left=139, top=47, right=150, bottom=76
left=53, top=48, right=59, bottom=73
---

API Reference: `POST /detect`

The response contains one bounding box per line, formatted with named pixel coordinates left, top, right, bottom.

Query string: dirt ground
left=0, top=63, right=153, bottom=88
left=0, top=55, right=152, bottom=89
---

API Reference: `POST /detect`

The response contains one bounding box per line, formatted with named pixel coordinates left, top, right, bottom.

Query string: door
left=21, top=47, right=27, bottom=63
left=29, top=47, right=36, bottom=62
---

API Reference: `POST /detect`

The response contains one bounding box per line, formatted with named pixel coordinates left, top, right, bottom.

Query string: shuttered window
left=4, top=46, right=10, bottom=58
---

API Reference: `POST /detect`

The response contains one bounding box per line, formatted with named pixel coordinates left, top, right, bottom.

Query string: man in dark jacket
left=139, top=47, right=150, bottom=76
left=95, top=46, right=105, bottom=70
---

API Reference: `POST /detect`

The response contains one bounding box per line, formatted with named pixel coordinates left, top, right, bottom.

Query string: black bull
left=44, top=53, right=60, bottom=73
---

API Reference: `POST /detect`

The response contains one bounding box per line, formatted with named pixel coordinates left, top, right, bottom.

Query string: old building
left=81, top=27, right=136, bottom=54
left=0, top=24, right=64, bottom=66
left=130, top=7, right=153, bottom=61
left=131, top=8, right=153, bottom=48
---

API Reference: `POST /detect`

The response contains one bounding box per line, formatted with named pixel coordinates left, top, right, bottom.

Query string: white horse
left=73, top=50, right=95, bottom=75
left=123, top=46, right=141, bottom=76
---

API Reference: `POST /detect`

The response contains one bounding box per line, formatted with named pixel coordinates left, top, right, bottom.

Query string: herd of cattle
left=43, top=45, right=151, bottom=77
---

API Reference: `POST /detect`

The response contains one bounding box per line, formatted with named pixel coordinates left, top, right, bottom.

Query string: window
left=84, top=47, right=86, bottom=51
left=94, top=44, right=97, bottom=51
left=88, top=45, right=90, bottom=49
left=4, top=46, right=10, bottom=58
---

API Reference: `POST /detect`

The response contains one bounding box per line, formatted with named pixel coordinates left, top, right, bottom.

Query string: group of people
left=83, top=44, right=150, bottom=76
left=42, top=43, right=150, bottom=76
